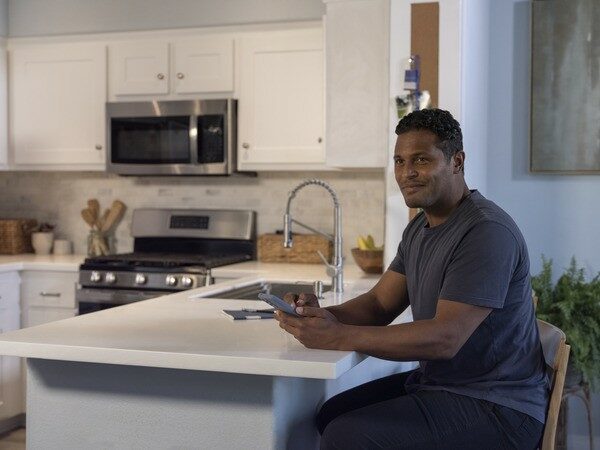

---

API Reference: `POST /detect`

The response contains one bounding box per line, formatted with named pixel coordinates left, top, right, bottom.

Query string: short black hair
left=395, top=108, right=463, bottom=161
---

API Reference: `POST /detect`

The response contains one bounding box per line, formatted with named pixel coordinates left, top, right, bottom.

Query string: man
left=275, top=109, right=548, bottom=449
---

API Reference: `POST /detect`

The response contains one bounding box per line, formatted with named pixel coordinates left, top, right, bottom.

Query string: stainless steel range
left=76, top=208, right=256, bottom=315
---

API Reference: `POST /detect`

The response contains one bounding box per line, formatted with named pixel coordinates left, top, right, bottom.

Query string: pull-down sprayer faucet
left=283, top=179, right=343, bottom=293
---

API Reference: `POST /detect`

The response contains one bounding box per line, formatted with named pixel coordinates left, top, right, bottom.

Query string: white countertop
left=0, top=256, right=388, bottom=379
left=0, top=254, right=85, bottom=272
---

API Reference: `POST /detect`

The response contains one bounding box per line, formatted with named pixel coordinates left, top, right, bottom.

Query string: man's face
left=393, top=130, right=462, bottom=209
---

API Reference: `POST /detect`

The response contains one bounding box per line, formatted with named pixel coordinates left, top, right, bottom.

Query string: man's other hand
left=274, top=305, right=347, bottom=350
left=283, top=292, right=320, bottom=308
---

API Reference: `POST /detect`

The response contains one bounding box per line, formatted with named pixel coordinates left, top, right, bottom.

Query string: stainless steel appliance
left=76, top=208, right=256, bottom=315
left=107, top=99, right=237, bottom=175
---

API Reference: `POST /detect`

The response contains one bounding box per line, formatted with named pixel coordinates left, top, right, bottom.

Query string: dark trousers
left=317, top=370, right=544, bottom=450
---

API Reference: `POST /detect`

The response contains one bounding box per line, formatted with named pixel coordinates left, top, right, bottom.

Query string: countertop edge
left=0, top=341, right=366, bottom=379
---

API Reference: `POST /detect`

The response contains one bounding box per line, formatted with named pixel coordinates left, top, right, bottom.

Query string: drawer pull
left=40, top=292, right=61, bottom=297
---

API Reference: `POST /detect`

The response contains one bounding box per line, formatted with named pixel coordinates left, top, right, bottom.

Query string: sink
left=211, top=281, right=331, bottom=301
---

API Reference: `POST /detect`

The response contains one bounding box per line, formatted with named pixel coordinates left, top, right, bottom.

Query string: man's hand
left=274, top=306, right=347, bottom=350
left=283, top=292, right=320, bottom=308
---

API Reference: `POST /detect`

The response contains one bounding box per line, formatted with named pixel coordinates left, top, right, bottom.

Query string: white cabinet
left=9, top=43, right=107, bottom=170
left=109, top=36, right=234, bottom=98
left=237, top=28, right=325, bottom=170
left=0, top=38, right=7, bottom=169
left=324, top=0, right=389, bottom=168
left=0, top=272, right=22, bottom=420
left=21, top=271, right=77, bottom=328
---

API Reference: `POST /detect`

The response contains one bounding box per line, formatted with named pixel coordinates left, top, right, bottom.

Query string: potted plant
left=31, top=222, right=55, bottom=255
left=531, top=256, right=600, bottom=389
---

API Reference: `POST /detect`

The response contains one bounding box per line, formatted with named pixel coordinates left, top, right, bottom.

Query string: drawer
left=21, top=271, right=77, bottom=308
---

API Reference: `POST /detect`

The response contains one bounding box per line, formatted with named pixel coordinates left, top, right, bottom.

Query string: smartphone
left=257, top=293, right=301, bottom=317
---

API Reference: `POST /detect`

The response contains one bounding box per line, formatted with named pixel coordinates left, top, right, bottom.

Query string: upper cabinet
left=108, top=36, right=234, bottom=99
left=324, top=0, right=389, bottom=169
left=9, top=43, right=107, bottom=170
left=4, top=24, right=328, bottom=171
left=237, top=28, right=325, bottom=171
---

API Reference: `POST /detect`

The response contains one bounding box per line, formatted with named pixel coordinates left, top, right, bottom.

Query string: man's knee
left=319, top=415, right=370, bottom=450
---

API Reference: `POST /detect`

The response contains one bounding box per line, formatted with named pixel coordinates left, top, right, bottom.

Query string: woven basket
left=0, top=219, right=38, bottom=254
left=258, top=233, right=332, bottom=264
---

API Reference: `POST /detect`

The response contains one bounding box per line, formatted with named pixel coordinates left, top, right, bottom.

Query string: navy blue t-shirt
left=389, top=190, right=549, bottom=423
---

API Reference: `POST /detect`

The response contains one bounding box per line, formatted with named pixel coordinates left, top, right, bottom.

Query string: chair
left=537, top=319, right=570, bottom=450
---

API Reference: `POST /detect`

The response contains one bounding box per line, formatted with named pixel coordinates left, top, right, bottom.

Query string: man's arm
left=340, top=299, right=491, bottom=360
left=276, top=298, right=491, bottom=361
left=325, top=270, right=410, bottom=326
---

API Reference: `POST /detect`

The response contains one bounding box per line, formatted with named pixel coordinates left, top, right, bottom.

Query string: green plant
left=531, top=256, right=600, bottom=390
left=35, top=222, right=55, bottom=233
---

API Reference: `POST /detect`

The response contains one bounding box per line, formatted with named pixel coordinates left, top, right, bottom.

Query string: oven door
left=76, top=287, right=173, bottom=315
left=108, top=114, right=193, bottom=175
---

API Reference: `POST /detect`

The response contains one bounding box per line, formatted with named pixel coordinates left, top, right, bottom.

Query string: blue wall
left=487, top=0, right=600, bottom=281
left=488, top=1, right=599, bottom=444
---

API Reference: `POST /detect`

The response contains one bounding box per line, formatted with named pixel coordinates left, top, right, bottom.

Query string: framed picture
left=530, top=0, right=600, bottom=173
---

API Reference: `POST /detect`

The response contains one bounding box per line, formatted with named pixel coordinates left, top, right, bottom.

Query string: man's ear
left=453, top=151, right=465, bottom=174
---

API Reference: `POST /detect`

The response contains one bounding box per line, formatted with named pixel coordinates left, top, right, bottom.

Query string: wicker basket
left=258, top=233, right=332, bottom=264
left=0, top=219, right=38, bottom=254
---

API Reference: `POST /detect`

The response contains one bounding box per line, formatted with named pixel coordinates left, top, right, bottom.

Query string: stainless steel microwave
left=106, top=99, right=237, bottom=175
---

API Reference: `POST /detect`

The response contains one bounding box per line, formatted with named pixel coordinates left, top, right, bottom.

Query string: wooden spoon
left=97, top=208, right=110, bottom=230
left=100, top=200, right=126, bottom=233
left=81, top=208, right=96, bottom=229
left=87, top=199, right=100, bottom=226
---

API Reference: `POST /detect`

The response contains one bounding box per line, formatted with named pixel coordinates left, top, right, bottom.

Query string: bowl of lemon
left=351, top=235, right=384, bottom=274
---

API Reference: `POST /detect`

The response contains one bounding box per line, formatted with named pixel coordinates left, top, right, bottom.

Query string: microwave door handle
left=190, top=115, right=199, bottom=165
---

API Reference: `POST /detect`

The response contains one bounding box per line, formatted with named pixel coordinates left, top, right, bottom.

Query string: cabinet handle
left=95, top=144, right=103, bottom=150
left=40, top=292, right=61, bottom=297
left=242, top=143, right=250, bottom=149
left=157, top=73, right=165, bottom=80
left=177, top=72, right=185, bottom=79
left=318, top=137, right=323, bottom=143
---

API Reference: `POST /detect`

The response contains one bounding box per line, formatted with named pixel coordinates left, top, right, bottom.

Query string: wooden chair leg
left=556, top=397, right=568, bottom=450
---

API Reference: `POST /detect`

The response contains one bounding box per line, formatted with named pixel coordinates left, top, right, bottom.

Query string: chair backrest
left=537, top=319, right=570, bottom=450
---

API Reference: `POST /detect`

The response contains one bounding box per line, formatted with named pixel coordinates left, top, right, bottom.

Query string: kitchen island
left=0, top=273, right=414, bottom=449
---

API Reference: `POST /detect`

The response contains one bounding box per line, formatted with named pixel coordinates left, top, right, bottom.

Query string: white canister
left=53, top=239, right=72, bottom=255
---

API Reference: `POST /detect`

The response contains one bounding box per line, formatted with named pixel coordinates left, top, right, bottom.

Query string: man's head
left=393, top=109, right=466, bottom=210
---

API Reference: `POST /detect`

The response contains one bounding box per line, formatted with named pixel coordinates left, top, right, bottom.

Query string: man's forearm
left=339, top=319, right=457, bottom=361
left=324, top=292, right=396, bottom=326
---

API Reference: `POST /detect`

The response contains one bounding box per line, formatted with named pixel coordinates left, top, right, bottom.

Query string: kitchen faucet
left=283, top=179, right=344, bottom=293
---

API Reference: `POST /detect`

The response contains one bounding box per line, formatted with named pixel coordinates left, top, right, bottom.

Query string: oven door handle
left=75, top=288, right=171, bottom=305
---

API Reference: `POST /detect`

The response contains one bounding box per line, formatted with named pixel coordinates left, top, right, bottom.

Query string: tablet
left=257, top=293, right=301, bottom=317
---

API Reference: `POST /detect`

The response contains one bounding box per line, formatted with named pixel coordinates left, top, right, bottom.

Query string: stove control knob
left=90, top=271, right=102, bottom=283
left=135, top=274, right=147, bottom=285
left=165, top=275, right=178, bottom=287
left=105, top=272, right=117, bottom=284
left=181, top=276, right=193, bottom=288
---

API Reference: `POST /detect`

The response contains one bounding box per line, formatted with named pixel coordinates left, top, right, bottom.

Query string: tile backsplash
left=0, top=171, right=385, bottom=258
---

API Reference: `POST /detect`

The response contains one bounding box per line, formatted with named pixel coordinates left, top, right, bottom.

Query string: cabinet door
left=172, top=37, right=234, bottom=94
left=0, top=272, right=22, bottom=420
left=238, top=29, right=325, bottom=167
left=25, top=307, right=76, bottom=328
left=9, top=43, right=107, bottom=167
left=109, top=41, right=169, bottom=96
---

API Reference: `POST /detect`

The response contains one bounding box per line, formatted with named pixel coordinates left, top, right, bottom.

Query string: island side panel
left=26, top=359, right=276, bottom=449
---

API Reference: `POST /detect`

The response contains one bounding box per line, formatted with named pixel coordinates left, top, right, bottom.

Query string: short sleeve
left=439, top=221, right=519, bottom=309
left=388, top=240, right=406, bottom=274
